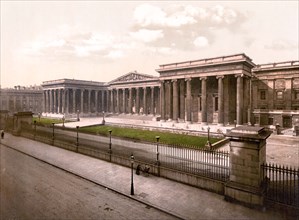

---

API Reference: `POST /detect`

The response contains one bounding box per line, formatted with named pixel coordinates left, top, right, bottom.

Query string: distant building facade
left=0, top=85, right=43, bottom=114
left=1, top=53, right=298, bottom=128
left=252, top=61, right=299, bottom=128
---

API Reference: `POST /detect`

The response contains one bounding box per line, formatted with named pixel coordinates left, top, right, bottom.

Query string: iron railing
left=157, top=143, right=229, bottom=180
left=262, top=163, right=299, bottom=208
left=19, top=123, right=230, bottom=181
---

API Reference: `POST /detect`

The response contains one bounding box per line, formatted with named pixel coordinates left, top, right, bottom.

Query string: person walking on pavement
left=1, top=130, right=4, bottom=139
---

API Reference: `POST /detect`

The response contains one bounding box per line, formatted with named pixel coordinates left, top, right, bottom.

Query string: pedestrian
left=136, top=164, right=141, bottom=175
left=1, top=130, right=4, bottom=139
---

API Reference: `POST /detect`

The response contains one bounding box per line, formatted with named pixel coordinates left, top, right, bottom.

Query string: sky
left=1, top=1, right=298, bottom=88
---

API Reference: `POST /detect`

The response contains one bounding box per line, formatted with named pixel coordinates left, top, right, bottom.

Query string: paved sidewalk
left=0, top=134, right=292, bottom=220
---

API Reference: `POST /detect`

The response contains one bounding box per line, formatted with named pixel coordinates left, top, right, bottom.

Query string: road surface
left=0, top=144, right=178, bottom=220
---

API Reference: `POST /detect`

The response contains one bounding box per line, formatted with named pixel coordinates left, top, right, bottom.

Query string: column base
left=218, top=123, right=224, bottom=126
left=201, top=122, right=208, bottom=125
left=186, top=120, right=192, bottom=124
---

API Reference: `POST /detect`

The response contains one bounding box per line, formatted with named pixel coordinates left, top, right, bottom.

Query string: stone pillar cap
left=225, top=125, right=272, bottom=140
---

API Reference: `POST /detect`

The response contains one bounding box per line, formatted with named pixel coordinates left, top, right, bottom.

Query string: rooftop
left=156, top=53, right=255, bottom=72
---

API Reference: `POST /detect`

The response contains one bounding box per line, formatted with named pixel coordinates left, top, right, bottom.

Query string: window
left=276, top=91, right=283, bottom=99
left=260, top=90, right=266, bottom=100
left=295, top=90, right=299, bottom=100
left=268, top=117, right=274, bottom=125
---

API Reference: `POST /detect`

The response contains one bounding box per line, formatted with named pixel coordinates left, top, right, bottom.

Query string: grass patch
left=79, top=125, right=220, bottom=148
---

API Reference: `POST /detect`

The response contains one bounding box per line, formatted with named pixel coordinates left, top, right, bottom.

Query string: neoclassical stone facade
left=0, top=85, right=43, bottom=114
left=156, top=54, right=254, bottom=125
left=42, top=79, right=107, bottom=116
left=252, top=61, right=299, bottom=128
left=2, top=53, right=298, bottom=128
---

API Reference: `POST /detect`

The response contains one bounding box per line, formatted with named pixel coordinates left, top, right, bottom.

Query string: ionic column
left=72, top=89, right=76, bottom=114
left=57, top=89, right=61, bottom=114
left=151, top=87, right=155, bottom=115
left=143, top=87, right=147, bottom=115
left=95, top=90, right=98, bottom=113
left=166, top=81, right=172, bottom=120
left=236, top=74, right=244, bottom=125
left=88, top=90, right=91, bottom=113
left=62, top=89, right=65, bottom=114
left=200, top=77, right=207, bottom=124
left=110, top=90, right=114, bottom=113
left=45, top=90, right=49, bottom=113
left=49, top=90, right=53, bottom=113
left=106, top=90, right=110, bottom=112
left=129, top=88, right=133, bottom=114
left=172, top=80, right=179, bottom=122
left=116, top=89, right=119, bottom=114
left=179, top=80, right=185, bottom=120
left=80, top=89, right=84, bottom=114
left=65, top=89, right=69, bottom=114
left=44, top=91, right=47, bottom=113
left=122, top=89, right=126, bottom=113
left=101, top=91, right=105, bottom=112
left=53, top=89, right=57, bottom=114
left=160, top=81, right=165, bottom=121
left=186, top=78, right=192, bottom=122
left=217, top=76, right=224, bottom=125
left=136, top=88, right=140, bottom=114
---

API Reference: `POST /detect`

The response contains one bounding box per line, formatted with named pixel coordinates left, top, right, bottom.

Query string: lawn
left=79, top=125, right=220, bottom=148
left=32, top=117, right=64, bottom=125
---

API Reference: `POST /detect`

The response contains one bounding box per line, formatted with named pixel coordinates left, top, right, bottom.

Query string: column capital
left=171, top=79, right=178, bottom=83
left=235, top=73, right=245, bottom=78
left=200, top=77, right=207, bottom=81
left=185, top=78, right=192, bottom=82
left=216, top=75, right=225, bottom=79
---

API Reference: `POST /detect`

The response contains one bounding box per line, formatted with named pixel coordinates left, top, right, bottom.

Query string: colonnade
left=160, top=74, right=246, bottom=125
left=44, top=88, right=107, bottom=115
left=43, top=75, right=246, bottom=124
left=107, top=86, right=159, bottom=115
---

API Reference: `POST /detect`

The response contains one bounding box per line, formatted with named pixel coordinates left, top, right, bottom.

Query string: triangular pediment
left=109, top=71, right=157, bottom=84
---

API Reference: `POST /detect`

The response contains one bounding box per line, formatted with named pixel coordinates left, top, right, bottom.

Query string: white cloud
left=22, top=28, right=131, bottom=60
left=211, top=5, right=238, bottom=25
left=265, top=39, right=298, bottom=50
left=134, top=4, right=166, bottom=27
left=105, top=50, right=124, bottom=59
left=133, top=4, right=197, bottom=28
left=130, top=29, right=164, bottom=42
left=193, top=36, right=209, bottom=48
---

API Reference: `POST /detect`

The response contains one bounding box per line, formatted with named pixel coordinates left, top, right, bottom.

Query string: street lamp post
left=77, top=110, right=80, bottom=121
left=130, top=154, right=135, bottom=195
left=62, top=115, right=65, bottom=128
left=76, top=126, right=79, bottom=152
left=108, top=130, right=112, bottom=161
left=155, top=136, right=160, bottom=164
left=52, top=122, right=55, bottom=144
left=206, top=126, right=212, bottom=149
left=34, top=120, right=37, bottom=139
left=156, top=136, right=160, bottom=176
left=102, top=111, right=105, bottom=125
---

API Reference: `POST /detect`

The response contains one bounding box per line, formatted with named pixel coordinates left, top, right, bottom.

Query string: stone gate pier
left=225, top=126, right=271, bottom=208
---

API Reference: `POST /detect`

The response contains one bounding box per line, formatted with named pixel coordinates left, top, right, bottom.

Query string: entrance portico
left=108, top=72, right=160, bottom=116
